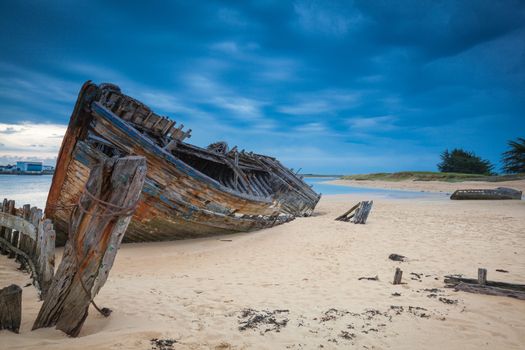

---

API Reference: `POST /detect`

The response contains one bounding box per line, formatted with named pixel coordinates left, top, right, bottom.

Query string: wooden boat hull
left=46, top=82, right=320, bottom=244
left=450, top=187, right=522, bottom=200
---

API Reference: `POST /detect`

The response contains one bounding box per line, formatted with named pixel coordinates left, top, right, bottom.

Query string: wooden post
left=0, top=284, right=22, bottom=333
left=0, top=200, right=15, bottom=255
left=37, top=219, right=55, bottom=297
left=478, top=268, right=487, bottom=285
left=33, top=156, right=147, bottom=337
left=393, top=268, right=403, bottom=285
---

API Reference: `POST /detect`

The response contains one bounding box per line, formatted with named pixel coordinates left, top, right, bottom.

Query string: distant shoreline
left=0, top=172, right=54, bottom=175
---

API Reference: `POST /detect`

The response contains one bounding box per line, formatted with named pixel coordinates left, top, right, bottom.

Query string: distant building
left=16, top=161, right=43, bottom=174
left=43, top=165, right=55, bottom=174
left=0, top=164, right=17, bottom=173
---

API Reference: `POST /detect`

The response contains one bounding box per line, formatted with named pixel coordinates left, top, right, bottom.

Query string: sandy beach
left=1, top=191, right=525, bottom=349
left=329, top=179, right=525, bottom=194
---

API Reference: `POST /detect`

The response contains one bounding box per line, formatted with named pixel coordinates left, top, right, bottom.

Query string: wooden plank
left=0, top=213, right=37, bottom=240
left=33, top=156, right=147, bottom=336
left=444, top=275, right=525, bottom=292
left=0, top=284, right=22, bottom=333
left=454, top=282, right=525, bottom=300
left=335, top=203, right=360, bottom=221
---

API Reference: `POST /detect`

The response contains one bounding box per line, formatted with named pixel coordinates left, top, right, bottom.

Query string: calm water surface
left=0, top=175, right=447, bottom=209
left=304, top=177, right=448, bottom=199
left=0, top=175, right=52, bottom=208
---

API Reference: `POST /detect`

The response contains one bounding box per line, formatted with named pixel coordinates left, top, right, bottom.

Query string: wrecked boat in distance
left=46, top=81, right=320, bottom=244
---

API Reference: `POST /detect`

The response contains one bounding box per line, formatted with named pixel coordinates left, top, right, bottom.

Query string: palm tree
left=502, top=137, right=525, bottom=173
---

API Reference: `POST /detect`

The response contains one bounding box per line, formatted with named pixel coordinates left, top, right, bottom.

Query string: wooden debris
left=335, top=201, right=373, bottom=224
left=0, top=284, right=22, bottom=333
left=450, top=187, right=522, bottom=200
left=0, top=199, right=55, bottom=297
left=393, top=268, right=403, bottom=285
left=445, top=270, right=525, bottom=300
left=388, top=254, right=407, bottom=262
left=33, top=156, right=147, bottom=336
left=453, top=282, right=525, bottom=300
left=358, top=276, right=379, bottom=281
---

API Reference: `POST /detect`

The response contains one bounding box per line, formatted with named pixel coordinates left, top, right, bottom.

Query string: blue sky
left=0, top=1, right=524, bottom=173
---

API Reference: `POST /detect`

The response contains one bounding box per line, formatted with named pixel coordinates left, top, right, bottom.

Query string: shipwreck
left=46, top=82, right=320, bottom=244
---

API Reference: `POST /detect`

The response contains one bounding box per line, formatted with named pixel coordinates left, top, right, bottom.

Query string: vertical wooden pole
left=0, top=284, right=22, bottom=333
left=1, top=200, right=15, bottom=255
left=37, top=219, right=55, bottom=297
left=478, top=268, right=487, bottom=285
left=33, top=156, right=147, bottom=337
left=393, top=268, right=403, bottom=285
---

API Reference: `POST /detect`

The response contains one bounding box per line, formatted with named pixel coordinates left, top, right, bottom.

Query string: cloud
left=346, top=115, right=398, bottom=132
left=293, top=0, right=362, bottom=37
left=0, top=127, right=21, bottom=135
left=0, top=122, right=66, bottom=161
left=278, top=90, right=361, bottom=115
left=0, top=1, right=523, bottom=173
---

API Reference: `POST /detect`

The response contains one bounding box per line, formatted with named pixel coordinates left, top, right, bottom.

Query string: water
left=0, top=175, right=447, bottom=210
left=304, top=177, right=448, bottom=199
left=0, top=175, right=52, bottom=208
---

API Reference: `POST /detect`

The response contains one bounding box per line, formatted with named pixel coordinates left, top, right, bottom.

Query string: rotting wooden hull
left=46, top=82, right=320, bottom=244
left=450, top=187, right=522, bottom=200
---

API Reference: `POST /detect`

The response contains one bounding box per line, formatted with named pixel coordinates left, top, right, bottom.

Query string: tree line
left=438, top=137, right=525, bottom=175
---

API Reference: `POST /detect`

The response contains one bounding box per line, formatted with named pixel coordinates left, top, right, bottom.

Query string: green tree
left=502, top=137, right=525, bottom=174
left=437, top=148, right=494, bottom=175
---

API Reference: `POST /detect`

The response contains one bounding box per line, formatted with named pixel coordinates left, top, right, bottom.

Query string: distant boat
left=450, top=187, right=522, bottom=200
left=46, top=82, right=320, bottom=244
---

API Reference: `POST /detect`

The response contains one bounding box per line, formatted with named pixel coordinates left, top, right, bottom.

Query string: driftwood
left=389, top=253, right=407, bottom=262
left=335, top=201, right=373, bottom=224
left=0, top=284, right=22, bottom=333
left=445, top=269, right=525, bottom=300
left=33, top=156, right=146, bottom=336
left=450, top=187, right=522, bottom=200
left=454, top=283, right=525, bottom=300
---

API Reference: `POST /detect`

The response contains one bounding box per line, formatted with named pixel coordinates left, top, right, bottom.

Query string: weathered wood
left=335, top=201, right=373, bottom=224
left=393, top=268, right=403, bottom=285
left=353, top=201, right=373, bottom=224
left=453, top=282, right=525, bottom=300
left=45, top=81, right=320, bottom=245
left=335, top=203, right=360, bottom=221
left=478, top=268, right=487, bottom=285
left=444, top=275, right=525, bottom=292
left=450, top=187, right=522, bottom=200
left=0, top=284, right=22, bottom=333
left=0, top=212, right=37, bottom=240
left=38, top=219, right=55, bottom=296
left=33, top=156, right=147, bottom=336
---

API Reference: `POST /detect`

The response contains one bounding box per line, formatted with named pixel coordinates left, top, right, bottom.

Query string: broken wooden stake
left=478, top=268, right=487, bottom=285
left=0, top=284, right=22, bottom=333
left=33, top=156, right=147, bottom=337
left=335, top=201, right=373, bottom=224
left=393, top=268, right=403, bottom=285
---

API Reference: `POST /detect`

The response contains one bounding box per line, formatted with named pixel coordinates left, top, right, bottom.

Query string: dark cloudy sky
left=0, top=0, right=524, bottom=173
